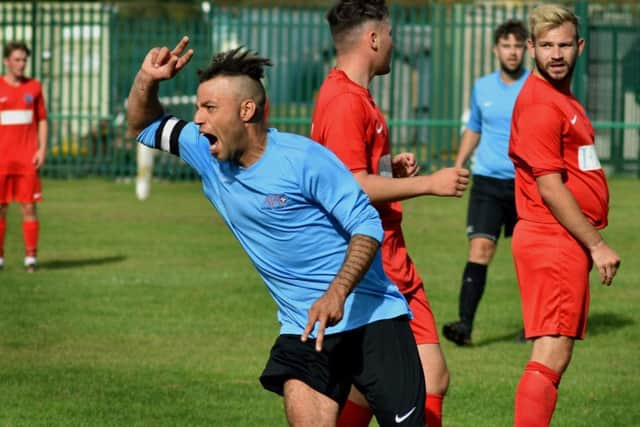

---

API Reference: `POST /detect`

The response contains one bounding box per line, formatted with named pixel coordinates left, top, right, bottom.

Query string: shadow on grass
left=39, top=255, right=127, bottom=270
left=586, top=312, right=634, bottom=336
left=472, top=312, right=633, bottom=347
left=473, top=329, right=528, bottom=348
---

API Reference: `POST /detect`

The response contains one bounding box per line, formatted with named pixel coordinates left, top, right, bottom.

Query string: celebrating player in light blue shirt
left=126, top=37, right=426, bottom=426
left=444, top=20, right=529, bottom=346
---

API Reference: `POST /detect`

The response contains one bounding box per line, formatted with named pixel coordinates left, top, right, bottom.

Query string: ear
left=527, top=38, right=535, bottom=59
left=577, top=37, right=586, bottom=56
left=239, top=99, right=257, bottom=123
left=368, top=28, right=379, bottom=51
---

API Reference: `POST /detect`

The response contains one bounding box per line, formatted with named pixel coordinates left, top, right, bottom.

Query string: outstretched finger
left=175, top=49, right=194, bottom=71
left=315, top=318, right=327, bottom=352
left=301, top=313, right=317, bottom=343
left=154, top=46, right=171, bottom=67
left=171, top=36, right=190, bottom=56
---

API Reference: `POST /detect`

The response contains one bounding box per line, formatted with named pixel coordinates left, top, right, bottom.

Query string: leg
left=20, top=202, right=39, bottom=271
left=337, top=387, right=373, bottom=427
left=338, top=338, right=437, bottom=427
left=445, top=175, right=503, bottom=345
left=354, top=317, right=426, bottom=427
left=283, top=379, right=339, bottom=427
left=459, top=237, right=495, bottom=329
left=418, top=343, right=449, bottom=427
left=514, top=336, right=573, bottom=427
left=0, top=203, right=7, bottom=266
left=260, top=334, right=351, bottom=427
left=512, top=221, right=590, bottom=427
left=136, top=143, right=155, bottom=200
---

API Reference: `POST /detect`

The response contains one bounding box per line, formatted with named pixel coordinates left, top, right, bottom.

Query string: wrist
left=589, top=240, right=604, bottom=252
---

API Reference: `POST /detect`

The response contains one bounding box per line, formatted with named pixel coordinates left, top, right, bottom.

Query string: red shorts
left=512, top=220, right=591, bottom=340
left=381, top=224, right=439, bottom=344
left=406, top=286, right=440, bottom=344
left=0, top=174, right=43, bottom=203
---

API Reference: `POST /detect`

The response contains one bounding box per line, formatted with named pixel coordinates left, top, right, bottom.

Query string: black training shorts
left=260, top=315, right=425, bottom=426
left=466, top=174, right=517, bottom=241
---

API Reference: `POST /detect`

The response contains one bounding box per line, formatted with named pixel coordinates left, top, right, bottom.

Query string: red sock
left=22, top=219, right=39, bottom=257
left=426, top=393, right=444, bottom=427
left=0, top=218, right=6, bottom=257
left=337, top=399, right=373, bottom=427
left=514, top=361, right=561, bottom=427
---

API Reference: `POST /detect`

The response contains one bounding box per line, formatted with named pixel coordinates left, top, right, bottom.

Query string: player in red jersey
left=311, top=2, right=469, bottom=426
left=0, top=41, right=48, bottom=272
left=508, top=5, right=620, bottom=426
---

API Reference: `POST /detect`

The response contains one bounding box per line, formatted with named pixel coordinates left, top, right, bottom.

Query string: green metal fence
left=1, top=1, right=639, bottom=179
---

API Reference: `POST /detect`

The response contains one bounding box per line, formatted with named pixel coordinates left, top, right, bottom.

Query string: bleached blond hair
left=529, top=4, right=579, bottom=41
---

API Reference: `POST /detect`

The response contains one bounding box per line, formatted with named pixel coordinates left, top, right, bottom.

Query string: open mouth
left=204, top=133, right=218, bottom=146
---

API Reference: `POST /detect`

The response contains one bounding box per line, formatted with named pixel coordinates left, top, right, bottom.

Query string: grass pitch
left=0, top=178, right=638, bottom=426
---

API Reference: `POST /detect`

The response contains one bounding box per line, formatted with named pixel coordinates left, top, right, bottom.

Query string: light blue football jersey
left=467, top=69, right=529, bottom=179
left=138, top=117, right=410, bottom=336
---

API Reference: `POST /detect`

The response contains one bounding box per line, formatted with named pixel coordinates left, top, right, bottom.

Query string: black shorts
left=260, top=316, right=425, bottom=426
left=466, top=175, right=517, bottom=241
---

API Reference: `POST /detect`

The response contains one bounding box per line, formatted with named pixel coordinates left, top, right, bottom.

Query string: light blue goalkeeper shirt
left=137, top=116, right=410, bottom=337
left=467, top=69, right=529, bottom=179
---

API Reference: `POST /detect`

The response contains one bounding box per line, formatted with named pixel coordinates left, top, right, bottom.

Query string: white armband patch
left=378, top=154, right=392, bottom=177
left=578, top=145, right=601, bottom=171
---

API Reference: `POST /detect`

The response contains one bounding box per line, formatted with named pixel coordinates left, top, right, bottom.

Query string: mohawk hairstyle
left=197, top=46, right=272, bottom=84
left=326, top=0, right=389, bottom=41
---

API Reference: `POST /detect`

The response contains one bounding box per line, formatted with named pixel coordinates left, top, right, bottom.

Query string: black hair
left=3, top=41, right=30, bottom=59
left=197, top=47, right=272, bottom=122
left=494, top=19, right=528, bottom=44
left=326, top=0, right=389, bottom=42
left=197, top=46, right=272, bottom=84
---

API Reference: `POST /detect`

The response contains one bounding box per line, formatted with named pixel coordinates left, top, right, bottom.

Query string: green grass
left=1, top=178, right=638, bottom=426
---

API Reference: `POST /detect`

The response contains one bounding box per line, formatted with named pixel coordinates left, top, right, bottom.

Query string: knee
left=468, top=239, right=496, bottom=264
left=425, top=364, right=450, bottom=396
left=531, top=337, right=574, bottom=374
left=21, top=203, right=37, bottom=219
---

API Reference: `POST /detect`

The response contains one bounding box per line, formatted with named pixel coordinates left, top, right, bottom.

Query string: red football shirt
left=509, top=74, right=608, bottom=229
left=311, top=69, right=422, bottom=293
left=0, top=77, right=47, bottom=175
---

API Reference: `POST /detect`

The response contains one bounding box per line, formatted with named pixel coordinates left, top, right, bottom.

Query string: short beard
left=500, top=62, right=524, bottom=79
left=534, top=57, right=577, bottom=90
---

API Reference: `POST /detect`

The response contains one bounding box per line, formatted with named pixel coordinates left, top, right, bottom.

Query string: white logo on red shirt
left=570, top=114, right=577, bottom=125
left=376, top=123, right=384, bottom=134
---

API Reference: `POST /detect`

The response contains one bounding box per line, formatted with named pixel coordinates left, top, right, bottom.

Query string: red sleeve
left=34, top=81, right=47, bottom=122
left=315, top=93, right=370, bottom=173
left=514, top=103, right=565, bottom=177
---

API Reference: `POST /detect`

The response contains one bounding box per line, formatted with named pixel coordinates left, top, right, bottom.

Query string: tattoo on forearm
left=333, top=234, right=380, bottom=295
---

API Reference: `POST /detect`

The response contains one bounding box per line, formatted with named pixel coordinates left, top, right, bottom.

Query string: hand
left=300, top=287, right=346, bottom=352
left=140, top=36, right=194, bottom=82
left=427, top=167, right=470, bottom=197
left=392, top=152, right=420, bottom=177
left=590, top=241, right=621, bottom=286
left=32, top=148, right=46, bottom=169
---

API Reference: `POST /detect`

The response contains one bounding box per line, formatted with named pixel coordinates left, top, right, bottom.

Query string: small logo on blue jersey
left=24, top=94, right=34, bottom=104
left=264, top=194, right=288, bottom=209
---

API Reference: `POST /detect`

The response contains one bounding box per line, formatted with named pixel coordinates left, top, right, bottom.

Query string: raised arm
left=301, top=234, right=380, bottom=351
left=126, top=36, right=194, bottom=137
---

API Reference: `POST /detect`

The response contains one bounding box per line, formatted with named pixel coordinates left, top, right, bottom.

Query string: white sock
left=24, top=256, right=37, bottom=266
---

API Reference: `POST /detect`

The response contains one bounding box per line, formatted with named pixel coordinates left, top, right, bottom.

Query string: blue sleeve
left=300, top=143, right=384, bottom=243
left=466, top=83, right=482, bottom=133
left=136, top=115, right=212, bottom=176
